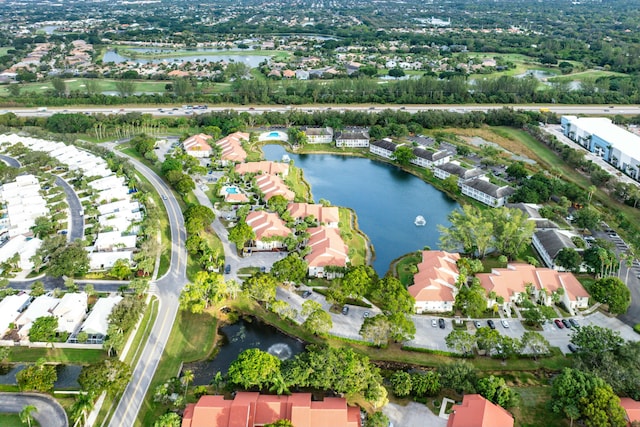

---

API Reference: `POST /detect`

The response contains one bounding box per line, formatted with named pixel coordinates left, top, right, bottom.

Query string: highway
left=3, top=104, right=640, bottom=118
left=106, top=155, right=187, bottom=427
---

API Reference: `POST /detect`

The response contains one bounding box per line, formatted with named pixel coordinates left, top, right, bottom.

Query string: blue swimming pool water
left=225, top=186, right=239, bottom=194
left=268, top=132, right=280, bottom=137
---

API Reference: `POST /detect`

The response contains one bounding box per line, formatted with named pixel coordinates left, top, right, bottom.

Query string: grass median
left=136, top=309, right=218, bottom=427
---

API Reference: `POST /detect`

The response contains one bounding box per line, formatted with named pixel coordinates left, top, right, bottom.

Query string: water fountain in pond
left=267, top=343, right=293, bottom=360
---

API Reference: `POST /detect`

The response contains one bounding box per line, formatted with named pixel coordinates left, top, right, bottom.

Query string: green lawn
left=285, top=164, right=312, bottom=202
left=0, top=413, right=41, bottom=427
left=548, top=69, right=628, bottom=83
left=512, top=386, right=569, bottom=427
left=124, top=296, right=159, bottom=366
left=0, top=47, right=10, bottom=56
left=0, top=79, right=169, bottom=97
left=136, top=310, right=218, bottom=427
left=8, top=348, right=106, bottom=364
left=392, top=251, right=422, bottom=286
left=339, top=207, right=368, bottom=266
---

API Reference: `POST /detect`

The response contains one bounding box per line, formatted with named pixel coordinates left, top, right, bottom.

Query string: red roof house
left=305, top=226, right=348, bottom=278
left=620, top=398, right=640, bottom=426
left=182, top=392, right=361, bottom=427
left=409, top=250, right=460, bottom=313
left=447, top=394, right=514, bottom=427
left=183, top=134, right=213, bottom=158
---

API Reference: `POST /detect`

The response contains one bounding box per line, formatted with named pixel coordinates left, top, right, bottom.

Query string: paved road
left=0, top=154, right=20, bottom=168
left=54, top=176, right=84, bottom=242
left=0, top=392, right=68, bottom=427
left=106, top=154, right=187, bottom=427
left=6, top=104, right=640, bottom=119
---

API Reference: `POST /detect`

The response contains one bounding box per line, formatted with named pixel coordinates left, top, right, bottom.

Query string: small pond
left=0, top=363, right=82, bottom=388
left=184, top=318, right=305, bottom=386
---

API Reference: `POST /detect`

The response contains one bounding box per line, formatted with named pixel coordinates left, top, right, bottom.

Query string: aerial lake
left=102, top=49, right=271, bottom=67
left=263, top=145, right=460, bottom=275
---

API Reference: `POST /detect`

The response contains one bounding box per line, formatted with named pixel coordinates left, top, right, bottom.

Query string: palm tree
left=181, top=370, right=194, bottom=399
left=20, top=405, right=37, bottom=427
left=587, top=185, right=597, bottom=205
left=71, top=392, right=94, bottom=427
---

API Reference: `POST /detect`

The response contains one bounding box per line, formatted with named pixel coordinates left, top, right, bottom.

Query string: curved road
left=106, top=155, right=187, bottom=427
left=0, top=392, right=68, bottom=427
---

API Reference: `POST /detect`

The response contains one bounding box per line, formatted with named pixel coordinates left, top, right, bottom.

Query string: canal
left=262, top=145, right=460, bottom=275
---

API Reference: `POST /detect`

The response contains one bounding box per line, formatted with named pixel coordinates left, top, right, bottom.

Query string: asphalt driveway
left=383, top=402, right=447, bottom=427
left=0, top=392, right=68, bottom=427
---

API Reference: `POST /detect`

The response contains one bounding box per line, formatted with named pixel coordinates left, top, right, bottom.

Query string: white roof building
left=81, top=294, right=123, bottom=337
left=96, top=187, right=131, bottom=203
left=89, top=251, right=133, bottom=271
left=0, top=174, right=48, bottom=238
left=98, top=214, right=135, bottom=232
left=17, top=294, right=59, bottom=339
left=562, top=116, right=640, bottom=180
left=93, top=231, right=137, bottom=251
left=0, top=235, right=42, bottom=271
left=97, top=200, right=141, bottom=218
left=88, top=175, right=126, bottom=192
left=52, top=292, right=87, bottom=334
left=0, top=293, right=31, bottom=336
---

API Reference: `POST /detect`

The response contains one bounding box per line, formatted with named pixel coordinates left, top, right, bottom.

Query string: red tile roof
left=183, top=133, right=213, bottom=153
left=409, top=251, right=460, bottom=303
left=287, top=203, right=339, bottom=226
left=245, top=211, right=292, bottom=240
left=182, top=392, right=361, bottom=427
left=620, top=398, right=640, bottom=425
left=255, top=174, right=295, bottom=201
left=235, top=161, right=289, bottom=177
left=215, top=132, right=249, bottom=163
left=305, top=226, right=348, bottom=268
left=447, top=394, right=514, bottom=427
left=476, top=263, right=589, bottom=303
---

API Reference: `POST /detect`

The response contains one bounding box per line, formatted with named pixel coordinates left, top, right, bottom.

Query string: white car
left=431, top=319, right=437, bottom=327
left=501, top=320, right=509, bottom=328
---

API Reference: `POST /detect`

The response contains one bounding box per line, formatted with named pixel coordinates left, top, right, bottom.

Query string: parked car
left=569, top=319, right=579, bottom=328
left=474, top=320, right=482, bottom=328
left=568, top=343, right=579, bottom=353
left=554, top=319, right=564, bottom=329
left=438, top=318, right=446, bottom=329
left=431, top=319, right=438, bottom=328
left=301, top=291, right=311, bottom=298
left=501, top=320, right=510, bottom=328
left=342, top=306, right=349, bottom=315
left=487, top=319, right=496, bottom=329
left=224, top=264, right=231, bottom=274
left=562, top=319, right=571, bottom=328
left=363, top=311, right=370, bottom=318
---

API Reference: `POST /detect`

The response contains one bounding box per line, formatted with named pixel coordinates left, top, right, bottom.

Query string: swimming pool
left=225, top=186, right=239, bottom=194
left=268, top=131, right=280, bottom=138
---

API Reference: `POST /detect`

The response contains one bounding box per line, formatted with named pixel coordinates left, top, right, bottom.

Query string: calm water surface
left=263, top=145, right=460, bottom=275
left=184, top=318, right=304, bottom=386
left=102, top=50, right=270, bottom=67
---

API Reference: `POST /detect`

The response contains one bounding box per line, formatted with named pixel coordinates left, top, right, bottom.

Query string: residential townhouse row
left=229, top=159, right=349, bottom=278
left=0, top=135, right=142, bottom=272
left=409, top=250, right=590, bottom=317
left=369, top=137, right=516, bottom=208
left=0, top=291, right=122, bottom=344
